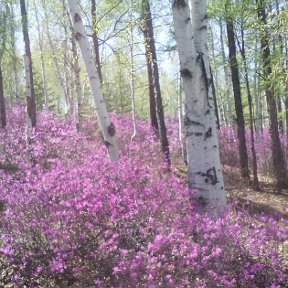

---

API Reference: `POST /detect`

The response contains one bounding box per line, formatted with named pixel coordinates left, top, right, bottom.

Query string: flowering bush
left=0, top=108, right=287, bottom=287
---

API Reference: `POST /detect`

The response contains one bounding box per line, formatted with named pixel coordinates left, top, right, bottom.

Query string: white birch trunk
left=67, top=0, right=119, bottom=161
left=172, top=0, right=226, bottom=209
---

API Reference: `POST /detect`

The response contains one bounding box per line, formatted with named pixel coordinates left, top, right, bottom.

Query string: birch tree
left=66, top=0, right=119, bottom=161
left=172, top=0, right=226, bottom=209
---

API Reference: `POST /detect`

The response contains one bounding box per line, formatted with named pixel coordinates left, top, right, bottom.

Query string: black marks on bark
left=185, top=17, right=191, bottom=24
left=204, top=127, right=212, bottom=140
left=196, top=52, right=209, bottom=92
left=196, top=169, right=217, bottom=184
left=205, top=109, right=210, bottom=115
left=202, top=14, right=208, bottom=21
left=104, top=140, right=111, bottom=147
left=173, top=0, right=187, bottom=9
left=187, top=132, right=203, bottom=137
left=184, top=115, right=204, bottom=127
left=198, top=196, right=208, bottom=207
left=204, top=167, right=218, bottom=185
left=199, top=25, right=207, bottom=31
left=107, top=122, right=116, bottom=136
left=213, top=145, right=217, bottom=148
left=180, top=68, right=192, bottom=79
left=74, top=13, right=81, bottom=23
left=75, top=32, right=83, bottom=41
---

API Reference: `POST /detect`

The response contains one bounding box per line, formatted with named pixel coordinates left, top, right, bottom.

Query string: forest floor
left=223, top=165, right=288, bottom=218
left=176, top=163, right=288, bottom=218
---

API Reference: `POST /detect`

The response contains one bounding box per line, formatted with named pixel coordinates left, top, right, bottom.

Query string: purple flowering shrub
left=0, top=108, right=288, bottom=287
left=217, top=126, right=288, bottom=177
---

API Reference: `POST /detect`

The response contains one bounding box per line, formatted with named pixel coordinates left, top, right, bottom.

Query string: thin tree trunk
left=219, top=19, right=232, bottom=126
left=130, top=24, right=137, bottom=139
left=226, top=15, right=249, bottom=179
left=237, top=24, right=259, bottom=190
left=210, top=26, right=222, bottom=127
left=0, top=64, right=6, bottom=128
left=275, top=0, right=284, bottom=133
left=20, top=0, right=36, bottom=128
left=254, top=41, right=263, bottom=136
left=142, top=0, right=170, bottom=167
left=9, top=5, right=19, bottom=104
left=256, top=0, right=288, bottom=189
left=145, top=45, right=158, bottom=132
left=177, top=71, right=187, bottom=164
left=173, top=0, right=226, bottom=209
left=63, top=39, right=73, bottom=113
left=210, top=65, right=220, bottom=129
left=67, top=0, right=119, bottom=161
left=24, top=55, right=32, bottom=145
left=71, top=37, right=83, bottom=131
left=33, top=0, right=48, bottom=110
left=285, top=40, right=288, bottom=141
left=91, top=0, right=102, bottom=83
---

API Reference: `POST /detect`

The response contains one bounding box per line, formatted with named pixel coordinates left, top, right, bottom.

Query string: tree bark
left=20, top=0, right=36, bottom=128
left=91, top=0, right=102, bottom=84
left=238, top=23, right=259, bottom=190
left=71, top=37, right=83, bottom=131
left=254, top=41, right=263, bottom=136
left=256, top=0, right=288, bottom=189
left=9, top=4, right=20, bottom=104
left=219, top=19, right=232, bottom=126
left=210, top=65, right=220, bottom=130
left=67, top=0, right=119, bottom=161
left=226, top=15, right=249, bottom=179
left=129, top=24, right=137, bottom=139
left=142, top=0, right=170, bottom=167
left=0, top=64, right=6, bottom=128
left=173, top=0, right=226, bottom=209
left=145, top=44, right=158, bottom=132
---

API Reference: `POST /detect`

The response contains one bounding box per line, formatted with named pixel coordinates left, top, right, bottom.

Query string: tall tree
left=237, top=18, right=259, bottom=190
left=256, top=0, right=288, bottom=189
left=142, top=0, right=170, bottom=167
left=173, top=0, right=226, bottom=209
left=219, top=19, right=232, bottom=126
left=225, top=1, right=249, bottom=179
left=67, top=0, right=119, bottom=161
left=20, top=0, right=36, bottom=128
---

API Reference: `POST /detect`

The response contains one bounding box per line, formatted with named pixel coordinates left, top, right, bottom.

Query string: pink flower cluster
left=0, top=107, right=287, bottom=287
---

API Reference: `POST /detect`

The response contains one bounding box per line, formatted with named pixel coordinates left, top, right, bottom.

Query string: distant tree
left=173, top=0, right=226, bottom=209
left=225, top=0, right=249, bottom=179
left=142, top=0, right=170, bottom=167
left=256, top=0, right=288, bottom=189
left=20, top=0, right=36, bottom=128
